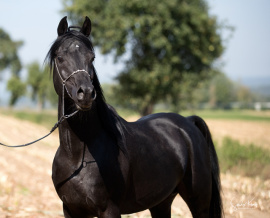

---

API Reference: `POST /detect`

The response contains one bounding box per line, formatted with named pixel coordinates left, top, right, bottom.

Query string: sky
left=208, top=0, right=270, bottom=85
left=0, top=0, right=269, bottom=93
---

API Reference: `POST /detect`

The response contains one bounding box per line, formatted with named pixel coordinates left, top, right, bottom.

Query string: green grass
left=179, top=109, right=270, bottom=122
left=3, top=108, right=268, bottom=124
left=116, top=108, right=270, bottom=122
left=19, top=186, right=30, bottom=196
left=151, top=108, right=270, bottom=122
left=115, top=107, right=140, bottom=119
left=216, top=137, right=270, bottom=180
left=0, top=109, right=57, bottom=129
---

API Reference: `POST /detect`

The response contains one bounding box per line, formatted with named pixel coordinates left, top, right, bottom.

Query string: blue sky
left=208, top=0, right=270, bottom=84
left=0, top=0, right=269, bottom=85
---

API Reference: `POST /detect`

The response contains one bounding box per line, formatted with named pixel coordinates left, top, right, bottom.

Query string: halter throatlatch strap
left=0, top=60, right=92, bottom=148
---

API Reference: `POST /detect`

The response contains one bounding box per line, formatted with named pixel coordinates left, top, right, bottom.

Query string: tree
left=234, top=83, right=254, bottom=108
left=192, top=72, right=256, bottom=109
left=26, top=61, right=57, bottom=110
left=0, top=28, right=25, bottom=106
left=63, top=0, right=225, bottom=115
left=7, top=75, right=26, bottom=106
left=208, top=72, right=235, bottom=109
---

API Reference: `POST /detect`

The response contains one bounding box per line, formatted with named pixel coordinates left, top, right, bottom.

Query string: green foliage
left=216, top=137, right=270, bottom=179
left=182, top=109, right=270, bottom=122
left=63, top=0, right=226, bottom=115
left=102, top=83, right=141, bottom=117
left=234, top=83, right=256, bottom=107
left=101, top=83, right=119, bottom=106
left=6, top=75, right=26, bottom=106
left=26, top=61, right=57, bottom=109
left=0, top=28, right=23, bottom=75
left=209, top=73, right=235, bottom=108
left=192, top=72, right=256, bottom=109
left=0, top=28, right=24, bottom=106
left=0, top=109, right=57, bottom=129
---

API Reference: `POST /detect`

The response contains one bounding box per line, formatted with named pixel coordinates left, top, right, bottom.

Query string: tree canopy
left=63, top=0, right=225, bottom=115
left=0, top=28, right=23, bottom=76
left=193, top=72, right=255, bottom=110
left=26, top=62, right=57, bottom=110
left=0, top=28, right=25, bottom=106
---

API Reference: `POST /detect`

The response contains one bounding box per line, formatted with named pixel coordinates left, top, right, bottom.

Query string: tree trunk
left=140, top=103, right=154, bottom=116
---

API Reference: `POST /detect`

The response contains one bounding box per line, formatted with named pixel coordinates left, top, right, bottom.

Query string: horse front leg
left=99, top=200, right=121, bottom=218
left=63, top=204, right=73, bottom=218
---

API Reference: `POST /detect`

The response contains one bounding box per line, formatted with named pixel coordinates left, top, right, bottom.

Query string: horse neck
left=57, top=96, right=103, bottom=156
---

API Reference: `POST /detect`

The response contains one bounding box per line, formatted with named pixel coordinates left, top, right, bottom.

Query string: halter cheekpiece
left=54, top=59, right=96, bottom=118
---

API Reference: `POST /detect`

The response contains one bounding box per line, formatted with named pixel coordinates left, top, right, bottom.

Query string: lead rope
left=0, top=60, right=89, bottom=148
left=0, top=115, right=64, bottom=148
left=0, top=111, right=75, bottom=148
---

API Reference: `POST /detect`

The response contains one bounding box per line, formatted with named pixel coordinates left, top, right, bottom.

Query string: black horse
left=46, top=16, right=223, bottom=218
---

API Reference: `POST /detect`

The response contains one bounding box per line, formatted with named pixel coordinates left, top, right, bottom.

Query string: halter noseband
left=54, top=59, right=96, bottom=118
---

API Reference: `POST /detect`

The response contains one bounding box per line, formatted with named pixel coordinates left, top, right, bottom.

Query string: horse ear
left=57, top=16, right=68, bottom=36
left=81, top=16, right=91, bottom=37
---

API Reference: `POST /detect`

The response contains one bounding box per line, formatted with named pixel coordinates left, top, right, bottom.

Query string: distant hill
left=251, top=85, right=270, bottom=98
left=241, top=76, right=270, bottom=87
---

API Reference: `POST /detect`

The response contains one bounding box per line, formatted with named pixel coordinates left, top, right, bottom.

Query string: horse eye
left=57, top=56, right=64, bottom=63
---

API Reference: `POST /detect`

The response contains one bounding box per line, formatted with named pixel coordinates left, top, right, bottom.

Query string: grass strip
left=216, top=137, right=270, bottom=180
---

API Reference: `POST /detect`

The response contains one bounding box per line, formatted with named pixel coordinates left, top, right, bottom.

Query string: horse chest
left=54, top=161, right=109, bottom=213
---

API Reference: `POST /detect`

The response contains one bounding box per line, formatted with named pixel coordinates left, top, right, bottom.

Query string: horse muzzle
left=74, top=85, right=96, bottom=111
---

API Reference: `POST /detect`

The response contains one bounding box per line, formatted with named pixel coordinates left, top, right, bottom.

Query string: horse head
left=49, top=16, right=96, bottom=111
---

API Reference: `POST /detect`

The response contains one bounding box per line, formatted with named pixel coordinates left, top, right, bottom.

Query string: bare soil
left=206, top=119, right=270, bottom=150
left=0, top=114, right=269, bottom=217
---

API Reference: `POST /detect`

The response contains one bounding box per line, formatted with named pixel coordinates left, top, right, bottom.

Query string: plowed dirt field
left=0, top=114, right=269, bottom=217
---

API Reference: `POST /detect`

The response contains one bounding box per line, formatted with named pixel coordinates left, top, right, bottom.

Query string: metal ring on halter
left=92, top=89, right=97, bottom=100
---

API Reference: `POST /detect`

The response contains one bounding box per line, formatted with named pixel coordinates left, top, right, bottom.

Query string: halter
left=54, top=59, right=96, bottom=118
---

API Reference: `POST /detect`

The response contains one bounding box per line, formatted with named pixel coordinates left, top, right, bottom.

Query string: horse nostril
left=77, top=87, right=85, bottom=100
left=77, top=86, right=96, bottom=101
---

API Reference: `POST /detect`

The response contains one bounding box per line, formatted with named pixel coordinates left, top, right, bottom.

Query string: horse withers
left=46, top=16, right=223, bottom=218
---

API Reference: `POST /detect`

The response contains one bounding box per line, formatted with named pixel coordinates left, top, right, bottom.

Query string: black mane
left=46, top=30, right=127, bottom=156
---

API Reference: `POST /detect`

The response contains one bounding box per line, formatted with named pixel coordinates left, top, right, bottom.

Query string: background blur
left=0, top=0, right=269, bottom=217
left=0, top=0, right=269, bottom=111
